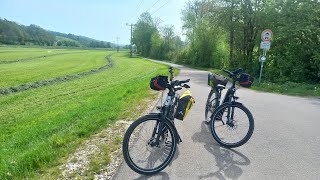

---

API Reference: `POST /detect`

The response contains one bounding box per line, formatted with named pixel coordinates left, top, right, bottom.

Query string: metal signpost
left=259, top=29, right=273, bottom=83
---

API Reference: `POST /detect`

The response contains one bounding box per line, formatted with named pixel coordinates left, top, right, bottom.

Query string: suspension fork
left=226, top=89, right=236, bottom=123
left=215, top=88, right=222, bottom=108
left=150, top=113, right=167, bottom=146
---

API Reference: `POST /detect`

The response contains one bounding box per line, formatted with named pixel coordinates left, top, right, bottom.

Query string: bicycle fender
left=144, top=113, right=161, bottom=119
left=231, top=102, right=243, bottom=106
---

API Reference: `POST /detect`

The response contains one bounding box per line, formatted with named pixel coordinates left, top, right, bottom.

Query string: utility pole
left=126, top=23, right=135, bottom=57
left=116, top=37, right=119, bottom=52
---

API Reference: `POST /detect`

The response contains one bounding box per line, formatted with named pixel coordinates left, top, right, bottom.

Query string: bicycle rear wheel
left=205, top=89, right=216, bottom=124
left=122, top=115, right=177, bottom=175
left=210, top=103, right=254, bottom=148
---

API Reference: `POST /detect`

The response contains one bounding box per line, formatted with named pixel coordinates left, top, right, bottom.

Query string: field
left=0, top=47, right=169, bottom=179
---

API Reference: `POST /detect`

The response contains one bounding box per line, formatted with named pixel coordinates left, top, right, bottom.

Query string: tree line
left=0, top=18, right=113, bottom=48
left=133, top=0, right=320, bottom=83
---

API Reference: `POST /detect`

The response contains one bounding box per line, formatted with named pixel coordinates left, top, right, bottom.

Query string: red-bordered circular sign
left=261, top=29, right=273, bottom=41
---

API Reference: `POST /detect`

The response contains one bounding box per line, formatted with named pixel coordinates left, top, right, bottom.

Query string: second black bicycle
left=205, top=68, right=255, bottom=148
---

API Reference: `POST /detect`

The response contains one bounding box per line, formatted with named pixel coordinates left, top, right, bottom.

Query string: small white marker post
left=259, top=29, right=273, bottom=83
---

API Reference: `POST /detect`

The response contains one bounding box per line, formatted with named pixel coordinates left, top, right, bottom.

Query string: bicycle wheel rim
left=211, top=104, right=253, bottom=147
left=124, top=118, right=176, bottom=173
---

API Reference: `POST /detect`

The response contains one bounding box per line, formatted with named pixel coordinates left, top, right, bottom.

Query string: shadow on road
left=192, top=122, right=251, bottom=180
left=133, top=172, right=170, bottom=180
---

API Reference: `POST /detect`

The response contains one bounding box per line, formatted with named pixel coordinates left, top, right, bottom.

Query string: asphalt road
left=113, top=62, right=320, bottom=180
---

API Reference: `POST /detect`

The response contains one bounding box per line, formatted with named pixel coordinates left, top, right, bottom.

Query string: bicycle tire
left=205, top=89, right=216, bottom=124
left=210, top=102, right=254, bottom=148
left=122, top=115, right=177, bottom=175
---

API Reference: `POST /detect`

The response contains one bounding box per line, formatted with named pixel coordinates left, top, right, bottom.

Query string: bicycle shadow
left=131, top=145, right=179, bottom=180
left=133, top=172, right=170, bottom=180
left=192, top=122, right=251, bottom=180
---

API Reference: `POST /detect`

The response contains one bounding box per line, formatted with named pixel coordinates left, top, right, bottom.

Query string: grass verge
left=251, top=81, right=320, bottom=97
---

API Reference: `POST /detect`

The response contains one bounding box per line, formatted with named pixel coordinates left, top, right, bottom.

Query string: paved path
left=113, top=61, right=320, bottom=180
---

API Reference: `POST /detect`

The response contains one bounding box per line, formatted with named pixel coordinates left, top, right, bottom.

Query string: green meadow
left=0, top=47, right=168, bottom=179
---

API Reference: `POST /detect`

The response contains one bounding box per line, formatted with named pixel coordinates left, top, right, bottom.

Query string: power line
left=151, top=0, right=170, bottom=15
left=127, top=0, right=145, bottom=22
left=146, top=0, right=163, bottom=12
left=135, top=0, right=145, bottom=11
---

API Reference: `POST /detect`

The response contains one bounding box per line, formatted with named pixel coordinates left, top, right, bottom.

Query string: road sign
left=260, top=55, right=266, bottom=62
left=261, top=29, right=273, bottom=41
left=260, top=41, right=271, bottom=49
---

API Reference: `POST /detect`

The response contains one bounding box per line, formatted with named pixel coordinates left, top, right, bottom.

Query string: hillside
left=0, top=18, right=113, bottom=48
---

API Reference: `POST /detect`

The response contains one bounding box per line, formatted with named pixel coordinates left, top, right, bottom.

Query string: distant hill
left=0, top=18, right=113, bottom=48
left=50, top=31, right=112, bottom=48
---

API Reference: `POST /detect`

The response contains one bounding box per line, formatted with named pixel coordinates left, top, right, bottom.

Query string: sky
left=0, top=0, right=189, bottom=45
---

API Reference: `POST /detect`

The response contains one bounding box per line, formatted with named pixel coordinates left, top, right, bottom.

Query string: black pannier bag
left=150, top=75, right=168, bottom=91
left=239, top=73, right=254, bottom=88
left=208, top=73, right=228, bottom=86
left=174, top=90, right=195, bottom=120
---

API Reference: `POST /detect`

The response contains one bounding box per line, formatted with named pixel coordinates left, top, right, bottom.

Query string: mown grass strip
left=0, top=48, right=80, bottom=62
left=0, top=51, right=107, bottom=88
left=0, top=52, right=86, bottom=64
left=0, top=52, right=169, bottom=179
left=0, top=54, right=112, bottom=95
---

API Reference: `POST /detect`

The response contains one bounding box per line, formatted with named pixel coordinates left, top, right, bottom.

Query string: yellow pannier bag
left=174, top=90, right=195, bottom=120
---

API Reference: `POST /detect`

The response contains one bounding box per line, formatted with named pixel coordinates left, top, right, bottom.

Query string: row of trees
left=0, top=18, right=113, bottom=48
left=133, top=13, right=184, bottom=61
left=133, top=0, right=320, bottom=83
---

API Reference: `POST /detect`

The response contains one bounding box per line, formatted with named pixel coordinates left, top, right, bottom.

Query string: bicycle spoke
left=212, top=104, right=253, bottom=147
left=124, top=118, right=176, bottom=172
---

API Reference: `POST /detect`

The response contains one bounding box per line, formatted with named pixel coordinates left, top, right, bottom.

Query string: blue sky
left=0, top=0, right=189, bottom=44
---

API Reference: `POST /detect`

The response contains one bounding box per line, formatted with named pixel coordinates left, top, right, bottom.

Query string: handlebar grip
left=222, top=69, right=233, bottom=77
left=180, top=79, right=190, bottom=84
left=233, top=68, right=243, bottom=75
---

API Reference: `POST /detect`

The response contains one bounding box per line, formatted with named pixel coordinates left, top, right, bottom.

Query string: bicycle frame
left=211, top=79, right=238, bottom=124
left=150, top=71, right=184, bottom=147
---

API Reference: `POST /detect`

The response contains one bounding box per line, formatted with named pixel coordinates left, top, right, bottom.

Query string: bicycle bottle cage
left=150, top=75, right=168, bottom=91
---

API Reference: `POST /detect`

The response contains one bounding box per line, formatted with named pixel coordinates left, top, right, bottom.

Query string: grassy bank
left=0, top=49, right=169, bottom=179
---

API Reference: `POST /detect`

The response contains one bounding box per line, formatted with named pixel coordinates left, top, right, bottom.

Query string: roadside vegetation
left=131, top=0, right=320, bottom=96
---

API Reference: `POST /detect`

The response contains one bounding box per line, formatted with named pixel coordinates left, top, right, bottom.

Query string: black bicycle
left=205, top=68, right=254, bottom=148
left=122, top=67, right=193, bottom=175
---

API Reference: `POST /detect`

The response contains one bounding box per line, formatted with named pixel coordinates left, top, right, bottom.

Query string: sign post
left=259, top=29, right=273, bottom=83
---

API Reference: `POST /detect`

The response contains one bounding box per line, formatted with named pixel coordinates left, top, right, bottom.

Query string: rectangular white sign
left=260, top=41, right=271, bottom=49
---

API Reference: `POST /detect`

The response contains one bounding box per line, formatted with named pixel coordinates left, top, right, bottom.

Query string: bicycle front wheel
left=122, top=115, right=177, bottom=175
left=210, top=103, right=254, bottom=148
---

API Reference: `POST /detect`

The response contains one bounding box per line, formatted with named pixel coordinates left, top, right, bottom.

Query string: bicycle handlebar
left=179, top=79, right=190, bottom=84
left=167, top=66, right=190, bottom=90
left=222, top=68, right=243, bottom=78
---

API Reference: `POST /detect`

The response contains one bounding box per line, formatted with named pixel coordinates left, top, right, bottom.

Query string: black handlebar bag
left=238, top=73, right=253, bottom=88
left=150, top=75, right=168, bottom=91
left=208, top=73, right=228, bottom=86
